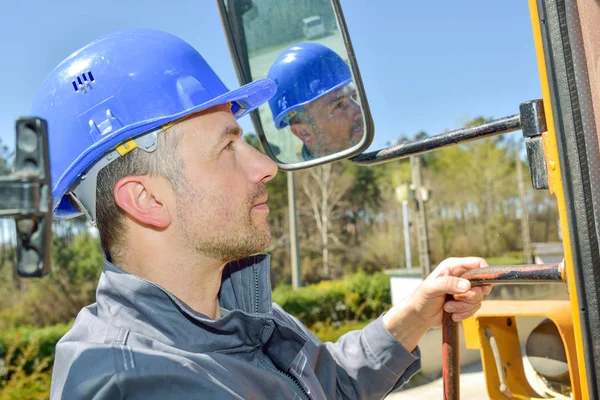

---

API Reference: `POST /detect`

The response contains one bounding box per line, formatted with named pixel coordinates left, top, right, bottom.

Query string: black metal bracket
left=0, top=118, right=52, bottom=277
left=520, top=100, right=550, bottom=190
left=351, top=114, right=522, bottom=165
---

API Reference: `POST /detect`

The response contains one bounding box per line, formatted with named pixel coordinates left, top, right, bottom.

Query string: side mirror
left=217, top=0, right=373, bottom=170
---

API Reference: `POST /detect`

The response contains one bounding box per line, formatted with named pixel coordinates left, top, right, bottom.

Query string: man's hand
left=409, top=257, right=492, bottom=327
left=382, top=257, right=492, bottom=352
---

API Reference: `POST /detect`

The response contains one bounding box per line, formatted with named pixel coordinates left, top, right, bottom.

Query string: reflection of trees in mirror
left=243, top=0, right=337, bottom=55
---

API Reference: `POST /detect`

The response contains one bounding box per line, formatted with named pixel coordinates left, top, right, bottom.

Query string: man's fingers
left=453, top=286, right=486, bottom=303
left=444, top=300, right=481, bottom=314
left=432, top=257, right=489, bottom=278
left=482, top=284, right=493, bottom=295
left=446, top=257, right=489, bottom=276
left=451, top=304, right=482, bottom=322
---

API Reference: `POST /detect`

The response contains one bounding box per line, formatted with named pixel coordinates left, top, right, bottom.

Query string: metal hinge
left=520, top=100, right=549, bottom=190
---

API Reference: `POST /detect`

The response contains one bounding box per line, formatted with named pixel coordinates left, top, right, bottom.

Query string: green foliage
left=309, top=320, right=368, bottom=343
left=486, top=253, right=526, bottom=266
left=0, top=323, right=71, bottom=399
left=52, top=227, right=103, bottom=285
left=0, top=230, right=102, bottom=331
left=273, top=271, right=391, bottom=327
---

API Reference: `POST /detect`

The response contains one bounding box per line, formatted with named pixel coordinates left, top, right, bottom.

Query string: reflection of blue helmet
left=31, top=29, right=275, bottom=221
left=267, top=42, right=352, bottom=129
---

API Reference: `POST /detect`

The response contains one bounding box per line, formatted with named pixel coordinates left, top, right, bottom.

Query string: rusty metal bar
left=459, top=263, right=563, bottom=285
left=442, top=295, right=459, bottom=400
left=441, top=262, right=565, bottom=399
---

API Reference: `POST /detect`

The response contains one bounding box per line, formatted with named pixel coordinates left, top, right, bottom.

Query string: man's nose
left=350, top=99, right=362, bottom=121
left=247, top=144, right=278, bottom=184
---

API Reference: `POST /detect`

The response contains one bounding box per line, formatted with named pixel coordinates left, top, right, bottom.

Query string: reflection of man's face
left=290, top=84, right=363, bottom=158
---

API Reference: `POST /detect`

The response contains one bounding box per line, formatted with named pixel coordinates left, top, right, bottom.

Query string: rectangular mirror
left=218, top=0, right=373, bottom=169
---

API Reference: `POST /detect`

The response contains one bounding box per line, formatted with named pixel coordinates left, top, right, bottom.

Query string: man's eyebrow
left=329, top=87, right=357, bottom=103
left=212, top=125, right=242, bottom=151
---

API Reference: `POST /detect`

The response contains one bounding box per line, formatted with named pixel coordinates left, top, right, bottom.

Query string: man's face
left=291, top=84, right=363, bottom=157
left=171, top=104, right=278, bottom=262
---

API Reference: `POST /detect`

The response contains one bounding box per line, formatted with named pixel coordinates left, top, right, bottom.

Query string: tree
left=300, top=163, right=352, bottom=278
left=343, top=161, right=382, bottom=245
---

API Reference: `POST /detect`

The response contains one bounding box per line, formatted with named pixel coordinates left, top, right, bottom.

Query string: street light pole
left=402, top=200, right=412, bottom=269
left=410, top=156, right=431, bottom=276
left=287, top=171, right=302, bottom=289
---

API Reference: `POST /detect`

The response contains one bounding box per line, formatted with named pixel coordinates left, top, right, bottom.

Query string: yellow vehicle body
left=463, top=0, right=600, bottom=398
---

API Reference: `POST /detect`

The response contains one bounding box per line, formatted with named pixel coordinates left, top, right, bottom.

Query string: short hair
left=95, top=126, right=185, bottom=262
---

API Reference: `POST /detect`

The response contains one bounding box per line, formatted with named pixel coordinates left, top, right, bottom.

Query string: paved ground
left=386, top=362, right=489, bottom=399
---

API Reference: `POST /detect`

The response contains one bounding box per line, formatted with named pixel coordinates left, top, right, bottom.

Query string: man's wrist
left=382, top=300, right=430, bottom=352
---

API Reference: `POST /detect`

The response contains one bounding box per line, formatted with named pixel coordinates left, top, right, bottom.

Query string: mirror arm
left=351, top=110, right=525, bottom=165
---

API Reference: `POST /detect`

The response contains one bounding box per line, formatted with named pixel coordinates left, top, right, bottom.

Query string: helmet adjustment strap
left=70, top=128, right=160, bottom=226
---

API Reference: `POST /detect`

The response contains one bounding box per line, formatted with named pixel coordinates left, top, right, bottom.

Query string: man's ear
left=290, top=123, right=314, bottom=148
left=114, top=176, right=172, bottom=229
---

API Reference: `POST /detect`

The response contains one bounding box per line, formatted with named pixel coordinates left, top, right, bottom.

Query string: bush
left=309, top=320, right=369, bottom=343
left=0, top=323, right=71, bottom=398
left=272, top=271, right=392, bottom=327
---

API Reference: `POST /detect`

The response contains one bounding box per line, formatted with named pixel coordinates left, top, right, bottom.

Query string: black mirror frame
left=216, top=0, right=374, bottom=170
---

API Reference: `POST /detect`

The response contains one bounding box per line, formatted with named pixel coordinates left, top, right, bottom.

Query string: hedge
left=0, top=322, right=72, bottom=399
left=272, top=270, right=392, bottom=327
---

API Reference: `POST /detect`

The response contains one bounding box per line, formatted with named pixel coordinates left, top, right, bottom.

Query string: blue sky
left=0, top=1, right=539, bottom=154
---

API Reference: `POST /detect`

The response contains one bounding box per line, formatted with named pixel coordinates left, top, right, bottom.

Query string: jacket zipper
left=260, top=350, right=310, bottom=400
left=254, top=266, right=310, bottom=400
left=257, top=336, right=310, bottom=400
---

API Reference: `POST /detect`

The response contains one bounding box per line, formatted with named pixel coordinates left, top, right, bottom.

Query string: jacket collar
left=96, top=254, right=278, bottom=353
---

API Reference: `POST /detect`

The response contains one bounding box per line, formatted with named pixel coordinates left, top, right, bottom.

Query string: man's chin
left=222, top=236, right=270, bottom=263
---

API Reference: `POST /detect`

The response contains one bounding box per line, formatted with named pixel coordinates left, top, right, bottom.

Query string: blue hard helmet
left=31, top=29, right=275, bottom=222
left=267, top=42, right=352, bottom=129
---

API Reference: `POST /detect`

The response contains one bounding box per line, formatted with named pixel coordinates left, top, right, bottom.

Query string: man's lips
left=252, top=196, right=269, bottom=211
left=252, top=203, right=269, bottom=211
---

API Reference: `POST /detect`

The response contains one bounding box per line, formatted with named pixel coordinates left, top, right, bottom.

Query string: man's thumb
left=426, top=276, right=471, bottom=296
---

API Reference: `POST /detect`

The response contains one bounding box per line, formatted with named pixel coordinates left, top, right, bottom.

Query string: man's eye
left=224, top=141, right=234, bottom=150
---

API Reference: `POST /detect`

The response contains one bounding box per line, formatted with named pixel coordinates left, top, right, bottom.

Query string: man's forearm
left=381, top=300, right=430, bottom=352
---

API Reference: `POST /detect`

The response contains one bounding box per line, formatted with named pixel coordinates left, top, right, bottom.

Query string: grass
left=485, top=253, right=526, bottom=266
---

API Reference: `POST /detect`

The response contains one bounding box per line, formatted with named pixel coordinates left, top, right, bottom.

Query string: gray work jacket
left=51, top=254, right=420, bottom=399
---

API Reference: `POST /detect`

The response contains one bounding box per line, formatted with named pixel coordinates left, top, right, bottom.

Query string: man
left=267, top=43, right=363, bottom=160
left=34, top=29, right=491, bottom=399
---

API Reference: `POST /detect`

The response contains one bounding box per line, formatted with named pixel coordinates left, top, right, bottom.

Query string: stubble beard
left=176, top=183, right=271, bottom=263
